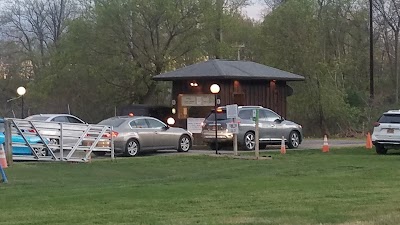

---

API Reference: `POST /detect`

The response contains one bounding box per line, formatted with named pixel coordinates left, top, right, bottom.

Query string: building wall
left=171, top=79, right=288, bottom=129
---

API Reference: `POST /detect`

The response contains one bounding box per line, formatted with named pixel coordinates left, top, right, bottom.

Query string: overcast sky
left=243, top=0, right=266, bottom=21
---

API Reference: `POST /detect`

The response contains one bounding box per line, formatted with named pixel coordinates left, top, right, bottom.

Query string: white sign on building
left=186, top=118, right=205, bottom=134
left=181, top=94, right=214, bottom=106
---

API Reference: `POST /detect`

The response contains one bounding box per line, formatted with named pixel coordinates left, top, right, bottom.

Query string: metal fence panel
left=4, top=118, right=114, bottom=163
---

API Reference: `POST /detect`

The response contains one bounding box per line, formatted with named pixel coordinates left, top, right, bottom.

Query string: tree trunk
left=316, top=76, right=329, bottom=136
left=214, top=0, right=223, bottom=59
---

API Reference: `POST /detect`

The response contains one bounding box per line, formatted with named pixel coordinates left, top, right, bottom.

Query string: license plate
left=210, top=125, right=218, bottom=131
left=387, top=128, right=394, bottom=133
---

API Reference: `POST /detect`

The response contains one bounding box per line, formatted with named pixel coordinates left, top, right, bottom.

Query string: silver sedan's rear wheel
left=243, top=132, right=255, bottom=151
left=178, top=135, right=191, bottom=152
left=124, top=139, right=140, bottom=157
left=287, top=131, right=300, bottom=149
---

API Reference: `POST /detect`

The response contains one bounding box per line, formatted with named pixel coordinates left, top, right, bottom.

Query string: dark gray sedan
left=97, top=116, right=193, bottom=157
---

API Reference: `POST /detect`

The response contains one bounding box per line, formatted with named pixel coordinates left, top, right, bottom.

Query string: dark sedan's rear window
left=378, top=114, right=400, bottom=123
left=98, top=118, right=125, bottom=127
left=205, top=111, right=227, bottom=121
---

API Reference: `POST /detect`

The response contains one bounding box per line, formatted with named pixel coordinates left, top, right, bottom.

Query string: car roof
left=384, top=110, right=400, bottom=115
left=108, top=116, right=158, bottom=120
left=216, top=106, right=264, bottom=110
left=238, top=106, right=264, bottom=109
left=26, top=114, right=84, bottom=122
left=29, top=114, right=76, bottom=117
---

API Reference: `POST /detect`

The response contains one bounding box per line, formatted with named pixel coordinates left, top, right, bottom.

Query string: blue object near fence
left=0, top=164, right=8, bottom=183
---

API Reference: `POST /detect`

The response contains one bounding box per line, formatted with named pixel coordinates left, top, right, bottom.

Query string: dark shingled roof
left=153, top=59, right=305, bottom=81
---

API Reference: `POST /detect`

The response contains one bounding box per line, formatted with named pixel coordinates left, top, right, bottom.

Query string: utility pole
left=215, top=0, right=223, bottom=59
left=233, top=44, right=245, bottom=60
left=369, top=0, right=374, bottom=100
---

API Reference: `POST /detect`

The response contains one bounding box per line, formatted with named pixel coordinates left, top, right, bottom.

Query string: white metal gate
left=3, top=118, right=114, bottom=162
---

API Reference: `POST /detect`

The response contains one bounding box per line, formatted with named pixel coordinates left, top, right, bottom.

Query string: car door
left=145, top=118, right=174, bottom=149
left=66, top=115, right=87, bottom=143
left=258, top=109, right=276, bottom=141
left=52, top=116, right=76, bottom=146
left=237, top=109, right=255, bottom=141
left=262, top=109, right=283, bottom=141
left=130, top=118, right=154, bottom=150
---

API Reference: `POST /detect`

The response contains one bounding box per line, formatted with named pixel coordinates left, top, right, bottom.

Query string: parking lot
left=90, top=138, right=365, bottom=158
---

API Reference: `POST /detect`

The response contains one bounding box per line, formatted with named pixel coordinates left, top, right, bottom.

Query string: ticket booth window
left=177, top=94, right=214, bottom=119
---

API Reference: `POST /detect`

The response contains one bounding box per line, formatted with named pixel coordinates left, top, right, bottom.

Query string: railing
left=3, top=118, right=114, bottom=162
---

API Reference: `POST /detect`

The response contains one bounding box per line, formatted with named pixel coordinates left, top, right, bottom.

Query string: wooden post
left=111, top=126, right=115, bottom=161
left=4, top=119, right=13, bottom=167
left=60, top=123, right=63, bottom=161
left=254, top=109, right=259, bottom=159
left=233, top=118, right=238, bottom=156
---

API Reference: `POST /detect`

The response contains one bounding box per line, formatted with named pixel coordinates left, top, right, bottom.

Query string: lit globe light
left=171, top=108, right=176, bottom=114
left=167, top=117, right=175, bottom=125
left=17, top=86, right=26, bottom=96
left=210, top=84, right=220, bottom=94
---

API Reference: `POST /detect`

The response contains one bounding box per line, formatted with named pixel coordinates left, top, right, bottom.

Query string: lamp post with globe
left=16, top=87, right=26, bottom=118
left=210, top=84, right=220, bottom=154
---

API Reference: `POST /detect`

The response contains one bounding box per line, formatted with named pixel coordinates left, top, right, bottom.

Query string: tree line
left=0, top=0, right=398, bottom=137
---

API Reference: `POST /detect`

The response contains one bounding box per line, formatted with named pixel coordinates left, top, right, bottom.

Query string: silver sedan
left=97, top=116, right=193, bottom=157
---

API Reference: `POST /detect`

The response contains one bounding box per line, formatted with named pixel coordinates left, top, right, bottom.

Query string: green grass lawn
left=1, top=147, right=400, bottom=225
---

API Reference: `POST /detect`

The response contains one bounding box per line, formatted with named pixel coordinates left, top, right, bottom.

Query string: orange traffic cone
left=322, top=135, right=329, bottom=153
left=280, top=136, right=286, bottom=154
left=0, top=145, right=8, bottom=169
left=366, top=132, right=373, bottom=149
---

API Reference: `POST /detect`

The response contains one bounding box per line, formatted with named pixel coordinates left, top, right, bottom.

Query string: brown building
left=153, top=59, right=304, bottom=132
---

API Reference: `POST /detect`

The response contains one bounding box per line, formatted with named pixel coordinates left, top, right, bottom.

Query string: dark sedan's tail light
left=373, top=122, right=380, bottom=127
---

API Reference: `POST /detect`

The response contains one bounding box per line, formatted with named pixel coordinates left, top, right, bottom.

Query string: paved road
left=88, top=138, right=366, bottom=159
left=147, top=138, right=366, bottom=156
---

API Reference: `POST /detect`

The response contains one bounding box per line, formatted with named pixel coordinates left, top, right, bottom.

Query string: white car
left=24, top=114, right=87, bottom=146
left=372, top=110, right=400, bottom=154
left=25, top=114, right=86, bottom=124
